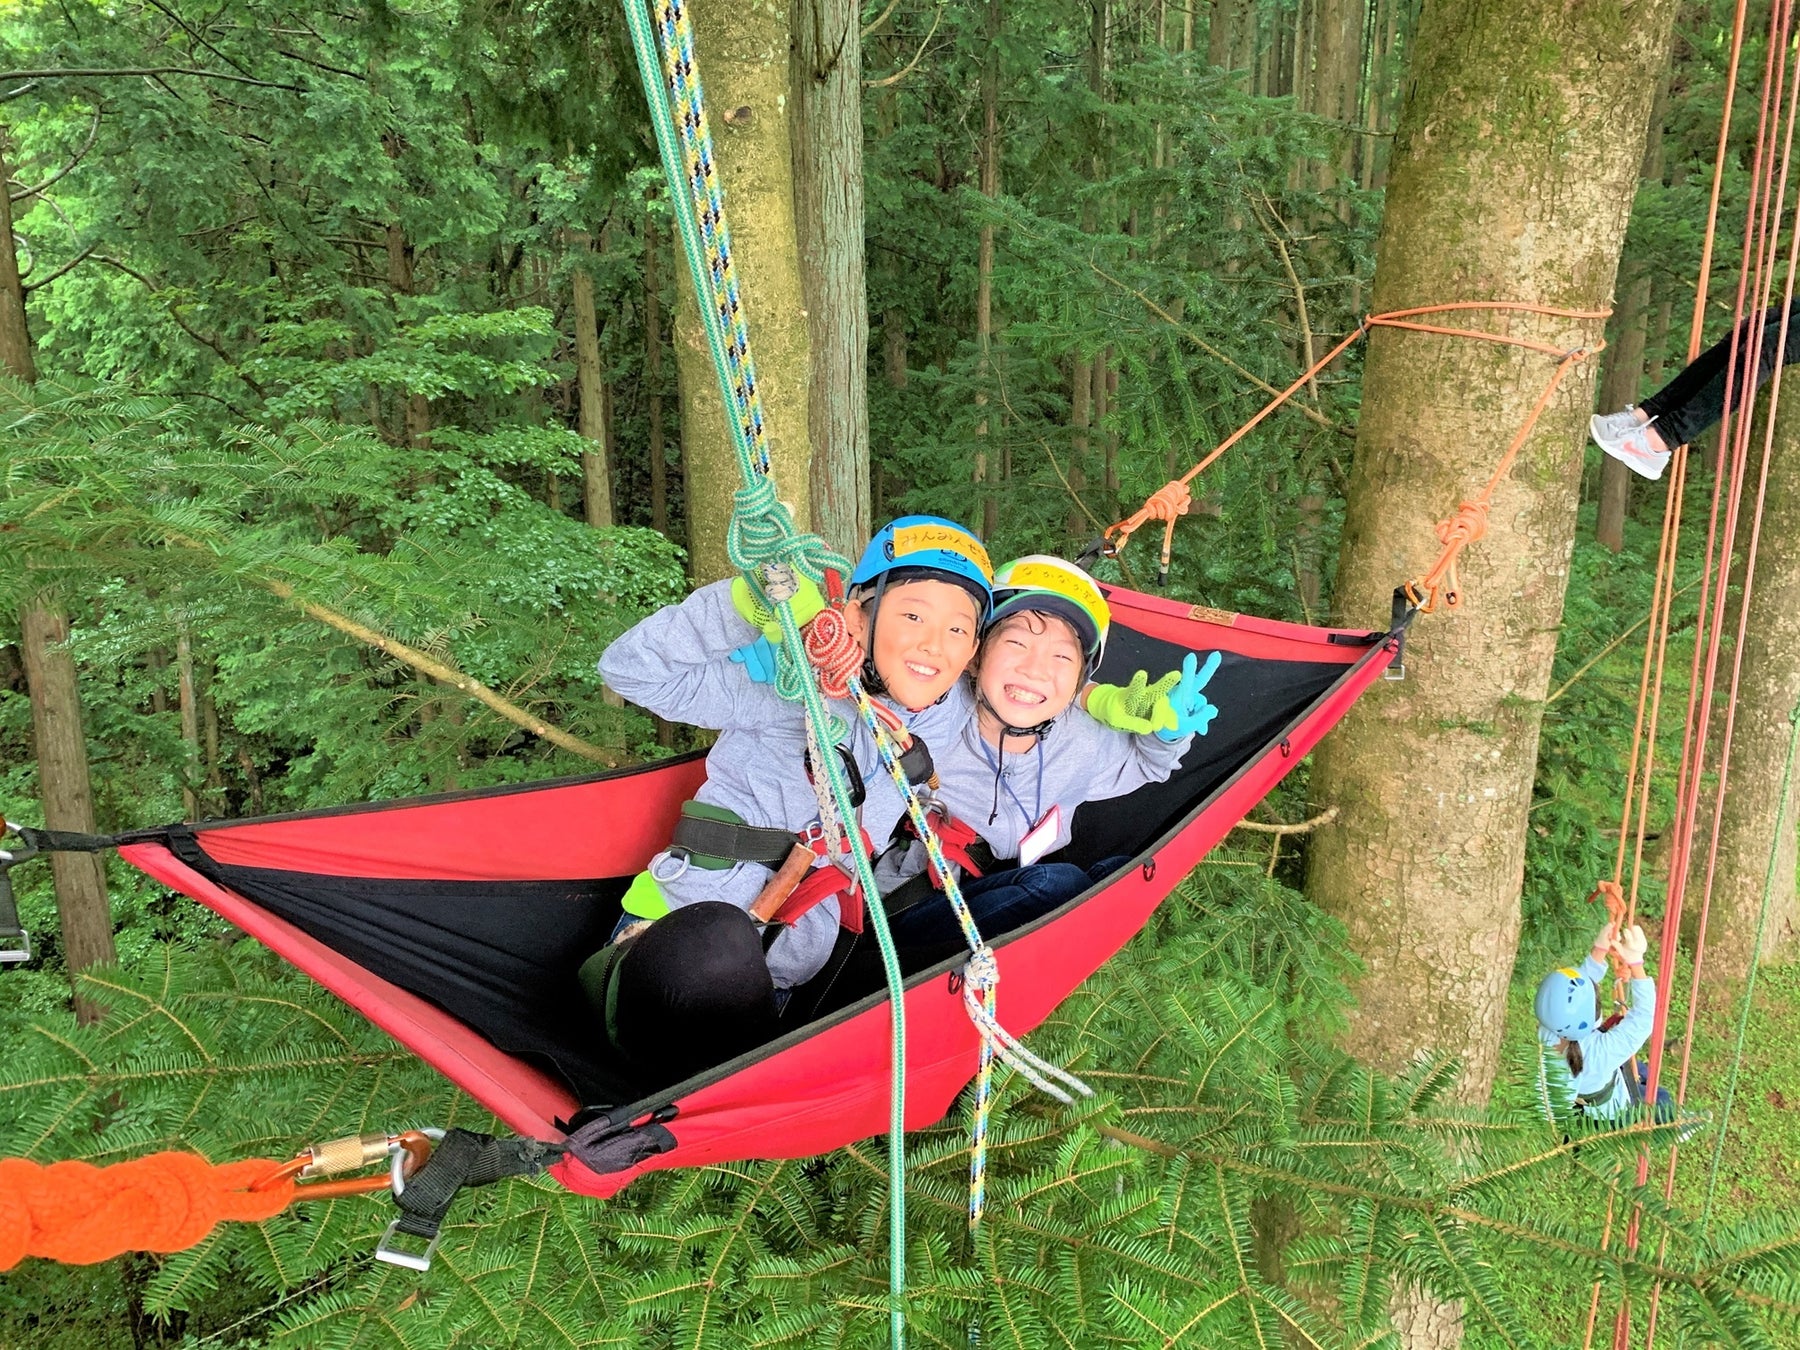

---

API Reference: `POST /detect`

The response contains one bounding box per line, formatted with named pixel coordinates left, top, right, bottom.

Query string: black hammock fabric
left=114, top=586, right=1401, bottom=1197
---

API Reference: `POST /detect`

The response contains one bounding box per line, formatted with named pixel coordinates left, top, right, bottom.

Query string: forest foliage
left=3, top=0, right=1799, bottom=1345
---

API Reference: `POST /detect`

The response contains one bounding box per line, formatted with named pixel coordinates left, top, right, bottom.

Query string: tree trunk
left=19, top=606, right=117, bottom=1018
left=1067, top=355, right=1092, bottom=544
left=1690, top=365, right=1800, bottom=972
left=176, top=625, right=200, bottom=821
left=645, top=210, right=669, bottom=536
left=973, top=0, right=1003, bottom=543
left=3, top=126, right=116, bottom=1020
left=1307, top=3, right=1679, bottom=1331
left=668, top=0, right=814, bottom=584
left=1596, top=73, right=1669, bottom=552
left=0, top=130, right=34, bottom=382
left=385, top=222, right=432, bottom=448
left=1311, top=0, right=1364, bottom=199
left=1594, top=269, right=1651, bottom=553
left=791, top=0, right=871, bottom=560
left=571, top=236, right=616, bottom=528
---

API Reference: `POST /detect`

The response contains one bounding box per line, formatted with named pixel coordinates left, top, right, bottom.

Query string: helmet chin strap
left=858, top=572, right=890, bottom=696
left=976, top=688, right=1055, bottom=742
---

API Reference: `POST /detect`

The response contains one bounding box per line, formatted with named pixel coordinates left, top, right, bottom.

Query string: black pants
left=1640, top=306, right=1800, bottom=447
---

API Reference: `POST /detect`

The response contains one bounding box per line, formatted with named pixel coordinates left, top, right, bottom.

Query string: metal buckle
left=0, top=929, right=30, bottom=965
left=650, top=850, right=692, bottom=884
left=374, top=1219, right=440, bottom=1272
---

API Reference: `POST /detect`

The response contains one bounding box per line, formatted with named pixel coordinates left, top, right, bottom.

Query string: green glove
left=731, top=573, right=826, bottom=641
left=1085, top=668, right=1182, bottom=736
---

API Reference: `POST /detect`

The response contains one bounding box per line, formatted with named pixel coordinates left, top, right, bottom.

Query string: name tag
left=1019, top=804, right=1062, bottom=867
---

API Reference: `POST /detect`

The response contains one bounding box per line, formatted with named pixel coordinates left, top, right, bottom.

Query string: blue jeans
left=888, top=856, right=1126, bottom=950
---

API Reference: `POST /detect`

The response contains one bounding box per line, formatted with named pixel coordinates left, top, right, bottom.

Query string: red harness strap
left=901, top=806, right=986, bottom=887
left=768, top=823, right=876, bottom=933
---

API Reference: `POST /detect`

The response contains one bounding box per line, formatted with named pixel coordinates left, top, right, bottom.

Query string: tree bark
left=973, top=0, right=1003, bottom=542
left=791, top=0, right=870, bottom=559
left=1594, top=269, right=1650, bottom=553
left=1303, top=0, right=1678, bottom=1276
left=176, top=625, right=200, bottom=820
left=1690, top=365, right=1800, bottom=972
left=18, top=606, right=117, bottom=1018
left=384, top=221, right=432, bottom=448
left=571, top=235, right=616, bottom=528
left=1067, top=355, right=1092, bottom=544
left=668, top=0, right=814, bottom=584
left=645, top=210, right=669, bottom=536
left=1311, top=0, right=1364, bottom=199
left=1596, top=73, right=1669, bottom=552
left=4, top=125, right=116, bottom=1020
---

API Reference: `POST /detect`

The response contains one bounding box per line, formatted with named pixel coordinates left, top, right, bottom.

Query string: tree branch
left=258, top=580, right=620, bottom=767
left=861, top=0, right=903, bottom=38
left=9, top=108, right=102, bottom=204
left=1229, top=807, right=1338, bottom=836
left=865, top=5, right=943, bottom=88
left=1087, top=261, right=1353, bottom=437
left=21, top=240, right=99, bottom=292
left=0, top=67, right=303, bottom=92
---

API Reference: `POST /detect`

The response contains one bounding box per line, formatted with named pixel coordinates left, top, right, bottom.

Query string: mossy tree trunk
left=3, top=126, right=117, bottom=1021
left=571, top=233, right=616, bottom=529
left=668, top=0, right=814, bottom=584
left=1689, top=364, right=1800, bottom=974
left=1306, top=31, right=1677, bottom=1344
left=791, top=0, right=870, bottom=560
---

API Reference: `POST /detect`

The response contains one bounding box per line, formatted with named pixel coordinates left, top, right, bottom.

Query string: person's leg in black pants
left=1640, top=306, right=1800, bottom=448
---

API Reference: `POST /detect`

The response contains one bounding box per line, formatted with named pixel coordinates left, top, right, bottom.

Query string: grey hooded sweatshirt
left=598, top=579, right=974, bottom=987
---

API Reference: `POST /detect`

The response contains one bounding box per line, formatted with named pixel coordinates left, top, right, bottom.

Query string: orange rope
left=0, top=1153, right=296, bottom=1270
left=1103, top=302, right=1608, bottom=600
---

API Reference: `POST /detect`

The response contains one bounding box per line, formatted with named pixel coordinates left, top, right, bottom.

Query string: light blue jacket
left=876, top=693, right=1191, bottom=888
left=599, top=579, right=972, bottom=987
left=1549, top=954, right=1657, bottom=1120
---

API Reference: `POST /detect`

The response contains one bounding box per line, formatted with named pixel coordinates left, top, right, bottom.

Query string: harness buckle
left=650, top=850, right=693, bottom=884
left=374, top=1218, right=440, bottom=1272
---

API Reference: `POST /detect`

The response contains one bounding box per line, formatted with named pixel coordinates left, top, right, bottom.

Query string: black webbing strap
left=669, top=813, right=797, bottom=869
left=9, top=824, right=119, bottom=853
left=390, top=1129, right=563, bottom=1244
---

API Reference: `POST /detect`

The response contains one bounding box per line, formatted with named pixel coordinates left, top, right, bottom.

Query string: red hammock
left=99, top=585, right=1399, bottom=1197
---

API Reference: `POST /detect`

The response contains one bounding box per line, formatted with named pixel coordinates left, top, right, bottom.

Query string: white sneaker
left=1591, top=409, right=1672, bottom=481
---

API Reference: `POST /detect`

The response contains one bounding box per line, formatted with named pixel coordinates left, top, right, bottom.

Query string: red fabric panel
left=119, top=842, right=582, bottom=1139
left=551, top=637, right=1397, bottom=1197
left=186, top=757, right=710, bottom=881
left=1102, top=586, right=1376, bottom=664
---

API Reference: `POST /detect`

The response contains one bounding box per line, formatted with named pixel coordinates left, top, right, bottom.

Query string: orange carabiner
left=251, top=1130, right=435, bottom=1202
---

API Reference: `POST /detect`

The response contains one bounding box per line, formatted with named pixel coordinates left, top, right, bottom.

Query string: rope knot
left=803, top=604, right=862, bottom=700
left=962, top=945, right=1000, bottom=995
left=1143, top=480, right=1191, bottom=522
left=1436, top=499, right=1490, bottom=550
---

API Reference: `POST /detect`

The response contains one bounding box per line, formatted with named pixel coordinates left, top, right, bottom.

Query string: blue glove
left=1156, top=650, right=1222, bottom=742
left=729, top=635, right=780, bottom=686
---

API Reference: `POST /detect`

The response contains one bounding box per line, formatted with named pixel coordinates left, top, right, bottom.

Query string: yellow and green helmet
left=988, top=555, right=1111, bottom=671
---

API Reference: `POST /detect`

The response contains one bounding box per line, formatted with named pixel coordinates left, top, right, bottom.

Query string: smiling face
left=976, top=610, right=1084, bottom=734
left=847, top=579, right=982, bottom=710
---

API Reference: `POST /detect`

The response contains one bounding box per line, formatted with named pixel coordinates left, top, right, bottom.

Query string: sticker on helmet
left=1003, top=561, right=1094, bottom=597
left=891, top=524, right=993, bottom=579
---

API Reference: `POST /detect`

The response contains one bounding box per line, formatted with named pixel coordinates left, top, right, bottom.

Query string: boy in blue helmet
left=1535, top=919, right=1670, bottom=1123
left=588, top=515, right=991, bottom=1086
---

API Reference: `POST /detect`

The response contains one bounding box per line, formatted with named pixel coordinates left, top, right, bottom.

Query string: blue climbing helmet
left=849, top=515, right=994, bottom=624
left=848, top=515, right=994, bottom=698
left=1534, top=966, right=1600, bottom=1044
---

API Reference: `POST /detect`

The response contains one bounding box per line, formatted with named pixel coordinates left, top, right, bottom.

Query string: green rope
left=616, top=1, right=910, bottom=1341
left=1698, top=699, right=1800, bottom=1238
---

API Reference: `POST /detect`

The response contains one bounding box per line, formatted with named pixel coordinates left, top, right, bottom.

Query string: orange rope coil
left=0, top=1153, right=295, bottom=1270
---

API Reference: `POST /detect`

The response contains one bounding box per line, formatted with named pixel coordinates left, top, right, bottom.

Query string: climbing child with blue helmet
left=1535, top=919, right=1670, bottom=1122
left=863, top=554, right=1221, bottom=960
left=586, top=515, right=992, bottom=1087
